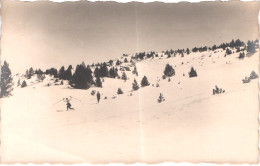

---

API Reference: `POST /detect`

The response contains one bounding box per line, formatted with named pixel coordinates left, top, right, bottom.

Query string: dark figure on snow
left=63, top=96, right=73, bottom=111
left=97, top=91, right=101, bottom=103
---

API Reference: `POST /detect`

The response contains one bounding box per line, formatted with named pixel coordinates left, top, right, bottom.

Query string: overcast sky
left=1, top=1, right=259, bottom=73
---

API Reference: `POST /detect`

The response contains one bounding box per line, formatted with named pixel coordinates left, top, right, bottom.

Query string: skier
left=97, top=91, right=101, bottom=103
left=63, top=96, right=73, bottom=111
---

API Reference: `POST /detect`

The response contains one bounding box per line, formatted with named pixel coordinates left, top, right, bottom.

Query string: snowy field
left=1, top=48, right=259, bottom=163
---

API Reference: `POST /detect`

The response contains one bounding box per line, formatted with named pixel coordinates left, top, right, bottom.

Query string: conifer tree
left=0, top=61, right=13, bottom=97
left=64, top=65, right=73, bottom=80
left=122, top=72, right=127, bottom=81
left=186, top=48, right=190, bottom=55
left=189, top=67, right=198, bottom=77
left=70, top=63, right=93, bottom=89
left=117, top=88, right=123, bottom=94
left=238, top=52, right=245, bottom=59
left=21, top=80, right=27, bottom=88
left=164, top=64, right=175, bottom=77
left=132, top=66, right=138, bottom=76
left=157, top=93, right=165, bottom=103
left=247, top=40, right=256, bottom=53
left=95, top=76, right=102, bottom=87
left=141, top=76, right=150, bottom=87
left=132, top=79, right=139, bottom=91
left=58, top=66, right=65, bottom=79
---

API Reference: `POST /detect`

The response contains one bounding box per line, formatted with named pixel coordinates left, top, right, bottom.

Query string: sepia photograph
left=0, top=0, right=259, bottom=164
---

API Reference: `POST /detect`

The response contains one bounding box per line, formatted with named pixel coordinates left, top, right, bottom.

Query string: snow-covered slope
left=1, top=48, right=259, bottom=163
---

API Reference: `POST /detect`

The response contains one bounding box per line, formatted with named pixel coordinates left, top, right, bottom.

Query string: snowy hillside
left=1, top=43, right=259, bottom=163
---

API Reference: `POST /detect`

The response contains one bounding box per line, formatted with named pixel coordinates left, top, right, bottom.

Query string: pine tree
left=95, top=76, right=102, bottom=87
left=117, top=88, right=123, bottom=94
left=225, top=48, right=232, bottom=55
left=94, top=67, right=101, bottom=78
left=186, top=48, right=190, bottom=55
left=247, top=40, right=256, bottom=53
left=108, top=60, right=113, bottom=66
left=25, top=69, right=32, bottom=79
left=132, top=66, right=138, bottom=76
left=116, top=60, right=121, bottom=66
left=100, top=63, right=108, bottom=77
left=212, top=45, right=217, bottom=51
left=132, top=79, right=139, bottom=91
left=58, top=66, right=65, bottom=79
left=21, top=80, right=27, bottom=88
left=70, top=63, right=93, bottom=89
left=64, top=65, right=72, bottom=80
left=250, top=71, right=258, bottom=79
left=124, top=58, right=128, bottom=63
left=109, top=67, right=118, bottom=78
left=37, top=73, right=45, bottom=82
left=189, top=67, right=197, bottom=77
left=0, top=61, right=13, bottom=97
left=122, top=72, right=127, bottom=81
left=238, top=52, right=245, bottom=59
left=157, top=93, right=165, bottom=103
left=29, top=67, right=34, bottom=77
left=164, top=64, right=175, bottom=77
left=141, top=76, right=150, bottom=87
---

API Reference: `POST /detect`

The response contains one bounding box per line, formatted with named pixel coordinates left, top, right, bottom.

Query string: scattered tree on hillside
left=132, top=66, right=138, bottom=76
left=157, top=93, right=165, bottom=103
left=141, top=76, right=150, bottom=87
left=37, top=73, right=45, bottom=82
left=25, top=69, right=30, bottom=79
left=109, top=67, right=118, bottom=78
left=108, top=60, right=113, bottom=66
left=58, top=66, right=65, bottom=79
left=117, top=88, right=123, bottom=94
left=247, top=40, right=256, bottom=53
left=95, top=76, right=102, bottom=87
left=35, top=69, right=44, bottom=75
left=186, top=48, right=190, bottom=55
left=122, top=72, right=127, bottom=81
left=25, top=67, right=35, bottom=79
left=242, top=77, right=250, bottom=84
left=46, top=68, right=58, bottom=78
left=124, top=58, right=128, bottom=63
left=189, top=67, right=197, bottom=77
left=238, top=52, right=245, bottom=59
left=212, top=85, right=225, bottom=95
left=236, top=47, right=241, bottom=53
left=63, top=65, right=72, bottom=80
left=21, top=80, right=27, bottom=88
left=164, top=64, right=175, bottom=77
left=99, top=63, right=109, bottom=77
left=70, top=62, right=93, bottom=89
left=116, top=60, right=122, bottom=66
left=225, top=48, right=232, bottom=55
left=212, top=45, right=217, bottom=51
left=0, top=61, right=13, bottom=98
left=132, top=79, right=139, bottom=91
left=29, top=67, right=34, bottom=76
left=250, top=71, right=258, bottom=79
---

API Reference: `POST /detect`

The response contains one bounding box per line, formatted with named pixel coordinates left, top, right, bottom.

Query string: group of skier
left=55, top=91, right=101, bottom=111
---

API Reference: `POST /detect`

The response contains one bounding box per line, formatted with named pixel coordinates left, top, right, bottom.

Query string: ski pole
left=71, top=96, right=81, bottom=102
left=53, top=99, right=63, bottom=105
